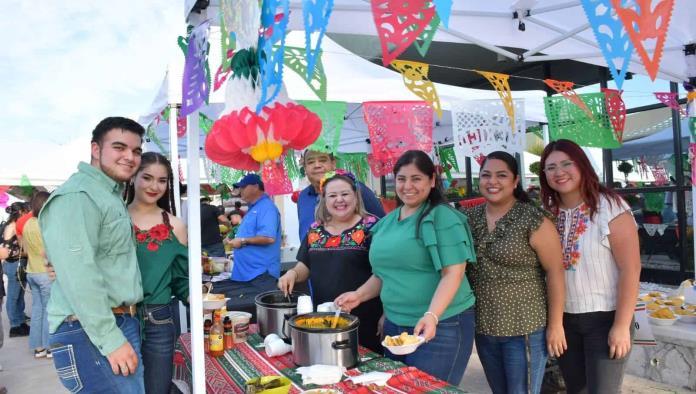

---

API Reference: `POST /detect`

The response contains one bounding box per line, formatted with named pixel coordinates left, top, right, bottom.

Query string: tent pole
left=168, top=104, right=188, bottom=336
left=465, top=157, right=473, bottom=197
left=170, top=105, right=182, bottom=217
left=530, top=1, right=581, bottom=15
left=599, top=67, right=614, bottom=187
left=522, top=23, right=591, bottom=58
left=525, top=16, right=598, bottom=48
left=186, top=110, right=205, bottom=394
left=668, top=82, right=689, bottom=278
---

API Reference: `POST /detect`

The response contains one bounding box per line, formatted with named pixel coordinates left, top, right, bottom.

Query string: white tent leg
left=168, top=104, right=189, bottom=335
left=186, top=111, right=205, bottom=394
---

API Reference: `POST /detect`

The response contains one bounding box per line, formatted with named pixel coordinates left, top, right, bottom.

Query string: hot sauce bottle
left=224, top=316, right=234, bottom=350
left=204, top=318, right=212, bottom=354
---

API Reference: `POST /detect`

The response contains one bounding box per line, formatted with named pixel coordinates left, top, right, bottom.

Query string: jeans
left=557, top=311, right=634, bottom=394
left=141, top=304, right=176, bottom=394
left=27, top=273, right=52, bottom=350
left=202, top=242, right=226, bottom=257
left=49, top=315, right=145, bottom=394
left=475, top=328, right=548, bottom=394
left=4, top=259, right=26, bottom=327
left=383, top=307, right=475, bottom=385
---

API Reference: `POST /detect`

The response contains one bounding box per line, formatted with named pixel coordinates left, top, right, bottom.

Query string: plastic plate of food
left=382, top=332, right=425, bottom=355
left=648, top=307, right=677, bottom=326
left=674, top=308, right=696, bottom=324
left=203, top=293, right=229, bottom=310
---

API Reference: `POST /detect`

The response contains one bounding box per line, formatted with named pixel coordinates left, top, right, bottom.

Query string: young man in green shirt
left=40, top=117, right=146, bottom=393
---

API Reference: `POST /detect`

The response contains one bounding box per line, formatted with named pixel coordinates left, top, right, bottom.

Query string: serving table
left=173, top=327, right=465, bottom=394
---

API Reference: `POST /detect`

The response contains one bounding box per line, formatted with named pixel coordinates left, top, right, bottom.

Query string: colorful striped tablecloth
left=173, top=330, right=466, bottom=394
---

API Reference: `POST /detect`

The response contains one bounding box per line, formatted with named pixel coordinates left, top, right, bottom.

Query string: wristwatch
left=240, top=238, right=248, bottom=246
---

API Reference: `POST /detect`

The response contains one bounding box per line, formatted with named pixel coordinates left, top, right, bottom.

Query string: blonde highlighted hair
left=314, top=174, right=367, bottom=225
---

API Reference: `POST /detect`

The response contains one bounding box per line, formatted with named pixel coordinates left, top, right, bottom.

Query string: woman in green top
left=465, top=151, right=565, bottom=394
left=125, top=152, right=189, bottom=394
left=336, top=150, right=477, bottom=385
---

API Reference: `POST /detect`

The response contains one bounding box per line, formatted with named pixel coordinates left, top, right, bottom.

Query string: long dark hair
left=124, top=152, right=177, bottom=215
left=480, top=151, right=530, bottom=203
left=539, top=139, right=622, bottom=218
left=5, top=202, right=28, bottom=224
left=30, top=192, right=51, bottom=217
left=393, top=150, right=447, bottom=238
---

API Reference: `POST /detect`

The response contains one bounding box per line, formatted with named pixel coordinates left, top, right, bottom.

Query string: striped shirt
left=557, top=195, right=633, bottom=314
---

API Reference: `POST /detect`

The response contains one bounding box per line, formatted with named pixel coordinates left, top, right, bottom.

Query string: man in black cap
left=224, top=174, right=281, bottom=293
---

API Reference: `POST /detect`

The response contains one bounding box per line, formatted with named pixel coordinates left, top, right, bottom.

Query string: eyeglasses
left=543, top=160, right=575, bottom=174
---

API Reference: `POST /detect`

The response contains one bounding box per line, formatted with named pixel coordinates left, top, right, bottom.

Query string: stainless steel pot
left=255, top=290, right=306, bottom=339
left=288, top=312, right=360, bottom=368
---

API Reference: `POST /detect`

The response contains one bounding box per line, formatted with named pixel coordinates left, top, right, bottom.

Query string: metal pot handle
left=332, top=339, right=351, bottom=350
left=282, top=313, right=293, bottom=338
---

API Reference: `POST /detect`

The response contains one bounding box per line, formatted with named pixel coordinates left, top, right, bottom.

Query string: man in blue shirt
left=297, top=150, right=385, bottom=241
left=225, top=174, right=281, bottom=294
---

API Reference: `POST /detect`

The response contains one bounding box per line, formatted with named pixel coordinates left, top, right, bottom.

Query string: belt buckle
left=128, top=304, right=137, bottom=316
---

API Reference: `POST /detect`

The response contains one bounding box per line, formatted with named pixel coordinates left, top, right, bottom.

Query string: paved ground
left=0, top=285, right=689, bottom=393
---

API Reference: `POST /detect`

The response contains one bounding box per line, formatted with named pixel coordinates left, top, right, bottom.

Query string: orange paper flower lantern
left=205, top=102, right=322, bottom=171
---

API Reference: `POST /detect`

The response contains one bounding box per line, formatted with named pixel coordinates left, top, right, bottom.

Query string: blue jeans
left=383, top=307, right=475, bottom=385
left=4, top=259, right=26, bottom=327
left=141, top=304, right=176, bottom=394
left=49, top=315, right=145, bottom=393
left=27, top=272, right=52, bottom=350
left=202, top=242, right=226, bottom=257
left=475, top=328, right=548, bottom=394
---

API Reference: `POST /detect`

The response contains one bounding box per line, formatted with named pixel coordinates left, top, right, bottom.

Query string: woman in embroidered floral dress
left=539, top=139, right=640, bottom=394
left=125, top=152, right=189, bottom=394
left=277, top=170, right=382, bottom=351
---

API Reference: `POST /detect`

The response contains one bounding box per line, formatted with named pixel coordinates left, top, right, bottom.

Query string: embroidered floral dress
left=296, top=214, right=383, bottom=352
left=465, top=202, right=550, bottom=336
left=133, top=211, right=189, bottom=305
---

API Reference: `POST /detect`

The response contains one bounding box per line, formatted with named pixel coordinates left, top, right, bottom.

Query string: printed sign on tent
left=363, top=101, right=433, bottom=174
left=451, top=99, right=526, bottom=166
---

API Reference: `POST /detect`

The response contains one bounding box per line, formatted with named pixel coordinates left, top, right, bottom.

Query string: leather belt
left=64, top=305, right=137, bottom=322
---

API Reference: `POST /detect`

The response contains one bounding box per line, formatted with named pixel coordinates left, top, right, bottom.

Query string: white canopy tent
left=169, top=2, right=696, bottom=391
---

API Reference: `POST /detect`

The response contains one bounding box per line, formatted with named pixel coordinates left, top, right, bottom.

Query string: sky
left=1, top=0, right=186, bottom=146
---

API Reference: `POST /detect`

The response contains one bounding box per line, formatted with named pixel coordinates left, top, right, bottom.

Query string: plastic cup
left=229, top=311, right=252, bottom=343
left=265, top=338, right=292, bottom=357
left=264, top=333, right=281, bottom=347
left=317, top=302, right=336, bottom=313
left=296, top=295, right=313, bottom=315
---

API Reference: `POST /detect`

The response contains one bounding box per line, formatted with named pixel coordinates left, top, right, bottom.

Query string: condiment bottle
left=204, top=318, right=212, bottom=354
left=223, top=316, right=234, bottom=350
left=209, top=311, right=225, bottom=357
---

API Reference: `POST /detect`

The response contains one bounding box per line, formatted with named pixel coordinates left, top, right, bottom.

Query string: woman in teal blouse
left=336, top=150, right=477, bottom=385
left=125, top=152, right=189, bottom=394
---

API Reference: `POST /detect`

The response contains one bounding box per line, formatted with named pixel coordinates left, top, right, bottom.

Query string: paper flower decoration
left=205, top=102, right=322, bottom=171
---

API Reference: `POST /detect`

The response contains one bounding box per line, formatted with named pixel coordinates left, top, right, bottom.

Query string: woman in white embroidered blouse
left=539, top=139, right=640, bottom=394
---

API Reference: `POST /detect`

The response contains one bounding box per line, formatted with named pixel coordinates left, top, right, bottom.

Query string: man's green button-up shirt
left=40, top=162, right=143, bottom=356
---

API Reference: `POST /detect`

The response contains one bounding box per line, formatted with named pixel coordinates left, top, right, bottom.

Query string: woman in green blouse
left=336, top=150, right=477, bottom=385
left=125, top=152, right=189, bottom=394
left=465, top=151, right=565, bottom=394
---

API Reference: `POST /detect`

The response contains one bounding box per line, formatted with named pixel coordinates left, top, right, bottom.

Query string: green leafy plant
left=618, top=161, right=633, bottom=181
left=529, top=161, right=541, bottom=176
